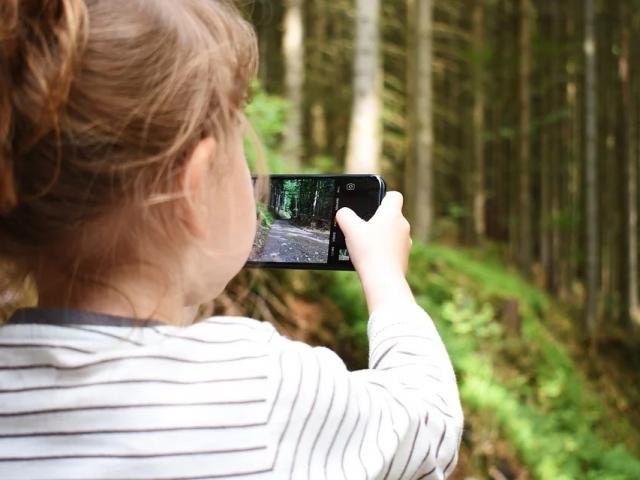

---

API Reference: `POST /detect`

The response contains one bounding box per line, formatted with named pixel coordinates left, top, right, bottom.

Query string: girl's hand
left=336, top=191, right=415, bottom=314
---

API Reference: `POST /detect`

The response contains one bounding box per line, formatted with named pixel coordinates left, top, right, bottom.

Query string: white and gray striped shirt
left=0, top=302, right=463, bottom=480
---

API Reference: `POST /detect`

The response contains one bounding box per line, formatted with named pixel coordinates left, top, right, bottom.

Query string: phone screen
left=250, top=177, right=335, bottom=264
left=247, top=175, right=385, bottom=270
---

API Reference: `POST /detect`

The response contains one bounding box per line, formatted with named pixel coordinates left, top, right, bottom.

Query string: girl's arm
left=265, top=192, right=462, bottom=477
left=339, top=192, right=463, bottom=476
left=266, top=301, right=462, bottom=479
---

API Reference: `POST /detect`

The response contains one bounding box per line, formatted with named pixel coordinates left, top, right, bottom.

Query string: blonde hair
left=0, top=0, right=259, bottom=284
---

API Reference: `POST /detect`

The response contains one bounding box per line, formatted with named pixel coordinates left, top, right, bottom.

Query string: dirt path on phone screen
left=253, top=219, right=330, bottom=263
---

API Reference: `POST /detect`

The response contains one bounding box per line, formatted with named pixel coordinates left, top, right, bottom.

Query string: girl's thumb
left=336, top=207, right=363, bottom=238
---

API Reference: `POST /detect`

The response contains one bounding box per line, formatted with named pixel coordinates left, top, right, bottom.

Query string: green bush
left=244, top=84, right=289, bottom=173
left=256, top=202, right=274, bottom=228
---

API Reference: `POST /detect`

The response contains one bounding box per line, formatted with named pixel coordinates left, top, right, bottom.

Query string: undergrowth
left=321, top=243, right=640, bottom=479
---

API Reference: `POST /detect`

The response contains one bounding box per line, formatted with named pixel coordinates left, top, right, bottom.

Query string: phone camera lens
left=346, top=183, right=356, bottom=191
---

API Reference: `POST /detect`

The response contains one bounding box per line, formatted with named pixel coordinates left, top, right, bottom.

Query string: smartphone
left=246, top=174, right=386, bottom=270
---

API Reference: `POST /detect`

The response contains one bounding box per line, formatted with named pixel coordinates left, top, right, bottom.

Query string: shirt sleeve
left=267, top=301, right=463, bottom=480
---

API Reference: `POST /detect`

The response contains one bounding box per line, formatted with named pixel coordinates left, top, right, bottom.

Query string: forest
left=268, top=178, right=334, bottom=227
left=1, top=0, right=640, bottom=478
left=250, top=178, right=334, bottom=263
left=245, top=0, right=640, bottom=336
left=235, top=0, right=640, bottom=478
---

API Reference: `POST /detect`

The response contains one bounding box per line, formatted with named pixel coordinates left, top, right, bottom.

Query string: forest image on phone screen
left=249, top=178, right=335, bottom=263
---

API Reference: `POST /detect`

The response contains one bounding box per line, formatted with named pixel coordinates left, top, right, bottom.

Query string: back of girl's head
left=0, top=0, right=257, bottom=279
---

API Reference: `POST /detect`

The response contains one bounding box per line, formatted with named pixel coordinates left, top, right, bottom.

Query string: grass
left=321, top=242, right=640, bottom=479
left=257, top=202, right=274, bottom=228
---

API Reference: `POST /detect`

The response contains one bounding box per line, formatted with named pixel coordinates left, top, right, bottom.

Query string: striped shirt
left=0, top=302, right=463, bottom=480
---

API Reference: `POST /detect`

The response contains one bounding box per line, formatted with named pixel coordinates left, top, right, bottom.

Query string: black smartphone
left=246, top=174, right=386, bottom=270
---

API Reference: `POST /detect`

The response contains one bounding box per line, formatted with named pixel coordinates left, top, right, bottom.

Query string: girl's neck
left=34, top=263, right=194, bottom=326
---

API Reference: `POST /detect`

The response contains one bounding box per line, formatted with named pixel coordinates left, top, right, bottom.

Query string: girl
left=0, top=0, right=463, bottom=479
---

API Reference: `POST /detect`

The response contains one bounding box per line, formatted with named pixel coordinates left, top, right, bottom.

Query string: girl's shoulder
left=167, top=315, right=279, bottom=345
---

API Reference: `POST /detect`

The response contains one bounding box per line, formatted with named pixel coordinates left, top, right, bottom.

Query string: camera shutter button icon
left=346, top=183, right=356, bottom=191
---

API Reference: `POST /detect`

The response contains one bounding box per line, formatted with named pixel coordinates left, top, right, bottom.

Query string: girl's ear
left=178, top=137, right=216, bottom=238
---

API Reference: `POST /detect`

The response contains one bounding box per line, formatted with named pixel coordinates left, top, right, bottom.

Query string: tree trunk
left=540, top=108, right=551, bottom=289
left=310, top=0, right=328, bottom=155
left=472, top=0, right=486, bottom=241
left=633, top=100, right=640, bottom=326
left=282, top=0, right=304, bottom=170
left=404, top=0, right=417, bottom=225
left=312, top=186, right=319, bottom=217
left=584, top=0, right=599, bottom=337
left=566, top=8, right=581, bottom=303
left=620, top=19, right=640, bottom=326
left=345, top=0, right=381, bottom=174
left=412, top=0, right=434, bottom=242
left=518, top=0, right=532, bottom=275
left=551, top=0, right=563, bottom=296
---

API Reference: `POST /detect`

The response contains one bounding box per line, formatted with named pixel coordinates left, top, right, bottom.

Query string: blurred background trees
left=238, top=0, right=640, bottom=477
left=248, top=0, right=640, bottom=338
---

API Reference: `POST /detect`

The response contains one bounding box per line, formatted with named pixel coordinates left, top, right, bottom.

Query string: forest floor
left=251, top=242, right=640, bottom=480
left=250, top=219, right=330, bottom=263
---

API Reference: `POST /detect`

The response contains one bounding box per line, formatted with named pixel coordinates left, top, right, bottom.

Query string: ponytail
left=0, top=0, right=88, bottom=214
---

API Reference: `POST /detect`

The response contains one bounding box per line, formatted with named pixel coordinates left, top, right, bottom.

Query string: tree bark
left=518, top=0, right=532, bottom=275
left=619, top=19, right=640, bottom=326
left=551, top=0, right=563, bottom=295
left=566, top=8, right=581, bottom=303
left=282, top=0, right=304, bottom=170
left=584, top=0, right=599, bottom=337
left=540, top=105, right=551, bottom=288
left=310, top=0, right=328, bottom=155
left=412, top=0, right=434, bottom=242
left=472, top=0, right=486, bottom=241
left=404, top=0, right=417, bottom=226
left=345, top=0, right=381, bottom=174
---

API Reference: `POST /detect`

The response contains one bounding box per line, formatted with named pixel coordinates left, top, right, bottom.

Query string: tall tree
left=584, top=0, right=599, bottom=336
left=518, top=0, right=532, bottom=274
left=411, top=0, right=434, bottom=242
left=539, top=43, right=552, bottom=290
left=282, top=0, right=304, bottom=169
left=472, top=0, right=486, bottom=241
left=619, top=10, right=640, bottom=326
left=404, top=0, right=417, bottom=227
left=345, top=0, right=381, bottom=174
left=309, top=0, right=328, bottom=155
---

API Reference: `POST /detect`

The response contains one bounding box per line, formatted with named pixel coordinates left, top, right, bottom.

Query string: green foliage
left=419, top=244, right=547, bottom=315
left=244, top=83, right=289, bottom=173
left=321, top=270, right=369, bottom=353
left=268, top=178, right=334, bottom=227
left=256, top=202, right=273, bottom=228
left=244, top=86, right=344, bottom=174
left=445, top=204, right=469, bottom=222
left=322, top=243, right=640, bottom=479
left=308, top=155, right=342, bottom=174
left=466, top=44, right=494, bottom=67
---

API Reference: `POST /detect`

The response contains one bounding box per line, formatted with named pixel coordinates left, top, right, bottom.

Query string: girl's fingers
left=336, top=207, right=363, bottom=237
left=377, top=191, right=404, bottom=217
